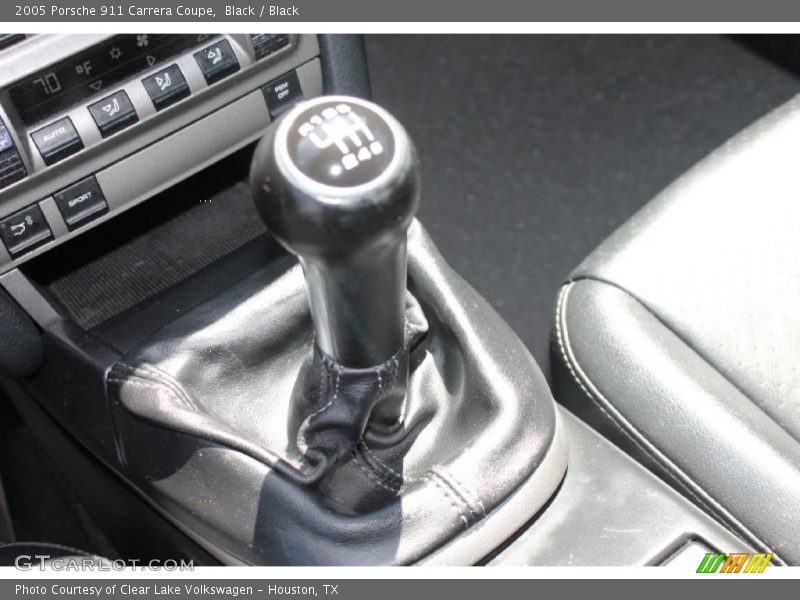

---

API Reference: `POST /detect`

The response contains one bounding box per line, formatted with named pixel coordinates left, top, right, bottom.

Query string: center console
left=0, top=34, right=754, bottom=566
left=0, top=33, right=321, bottom=273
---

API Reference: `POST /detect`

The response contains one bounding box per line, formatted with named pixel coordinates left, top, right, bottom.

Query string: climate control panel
left=0, top=33, right=323, bottom=273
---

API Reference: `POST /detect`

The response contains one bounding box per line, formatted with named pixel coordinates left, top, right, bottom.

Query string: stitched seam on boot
left=112, top=362, right=197, bottom=411
left=432, top=465, right=485, bottom=518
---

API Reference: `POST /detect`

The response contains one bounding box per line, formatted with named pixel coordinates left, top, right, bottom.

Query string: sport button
left=53, top=176, right=108, bottom=231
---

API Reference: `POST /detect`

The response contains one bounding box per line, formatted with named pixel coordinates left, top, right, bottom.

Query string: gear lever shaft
left=250, top=96, right=420, bottom=368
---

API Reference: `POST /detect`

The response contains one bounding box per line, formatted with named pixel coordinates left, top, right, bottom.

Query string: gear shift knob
left=250, top=96, right=420, bottom=368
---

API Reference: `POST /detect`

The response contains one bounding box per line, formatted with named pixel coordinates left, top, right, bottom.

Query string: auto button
left=88, top=90, right=138, bottom=138
left=0, top=204, right=53, bottom=257
left=31, top=117, right=84, bottom=166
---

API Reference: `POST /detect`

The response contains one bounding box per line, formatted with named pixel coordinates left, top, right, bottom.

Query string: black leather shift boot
left=291, top=296, right=428, bottom=473
left=106, top=221, right=563, bottom=565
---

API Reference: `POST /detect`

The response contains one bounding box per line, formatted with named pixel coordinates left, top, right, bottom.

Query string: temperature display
left=8, top=34, right=214, bottom=126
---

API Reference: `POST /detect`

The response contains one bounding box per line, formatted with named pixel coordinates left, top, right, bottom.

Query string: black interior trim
left=318, top=35, right=372, bottom=98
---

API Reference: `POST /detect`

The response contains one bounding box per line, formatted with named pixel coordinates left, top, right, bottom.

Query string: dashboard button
left=88, top=90, right=138, bottom=138
left=0, top=117, right=15, bottom=153
left=0, top=118, right=26, bottom=190
left=262, top=71, right=304, bottom=119
left=251, top=34, right=290, bottom=60
left=0, top=204, right=52, bottom=257
left=0, top=34, right=25, bottom=52
left=53, top=175, right=108, bottom=231
left=194, top=39, right=240, bottom=84
left=0, top=149, right=26, bottom=191
left=142, top=64, right=190, bottom=111
left=31, top=117, right=83, bottom=166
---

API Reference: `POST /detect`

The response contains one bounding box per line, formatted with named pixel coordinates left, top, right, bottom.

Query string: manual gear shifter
left=108, top=99, right=563, bottom=564
left=250, top=96, right=420, bottom=368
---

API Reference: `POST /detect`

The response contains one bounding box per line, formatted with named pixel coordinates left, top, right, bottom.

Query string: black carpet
left=27, top=150, right=263, bottom=331
left=367, top=35, right=800, bottom=370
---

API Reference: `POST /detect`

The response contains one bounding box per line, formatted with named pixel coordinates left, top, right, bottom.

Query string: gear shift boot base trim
left=421, top=413, right=568, bottom=565
left=107, top=222, right=562, bottom=565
